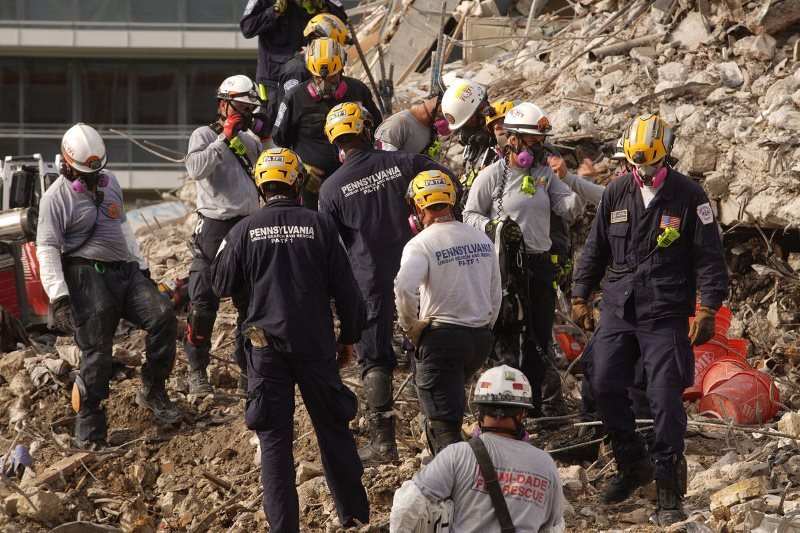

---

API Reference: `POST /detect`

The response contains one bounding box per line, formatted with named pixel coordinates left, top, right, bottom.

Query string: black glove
left=485, top=218, right=523, bottom=243
left=53, top=296, right=75, bottom=334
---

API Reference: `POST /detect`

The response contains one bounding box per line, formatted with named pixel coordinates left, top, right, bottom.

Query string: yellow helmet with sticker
left=484, top=99, right=516, bottom=127
left=254, top=147, right=305, bottom=188
left=622, top=114, right=675, bottom=166
left=303, top=13, right=348, bottom=45
left=407, top=170, right=456, bottom=210
left=325, top=102, right=373, bottom=143
left=305, top=37, right=345, bottom=77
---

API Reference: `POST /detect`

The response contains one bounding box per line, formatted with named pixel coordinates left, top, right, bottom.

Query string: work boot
left=188, top=369, right=214, bottom=397
left=136, top=380, right=182, bottom=424
left=547, top=424, right=605, bottom=464
left=75, top=438, right=109, bottom=451
left=655, top=482, right=687, bottom=525
left=600, top=457, right=654, bottom=504
left=358, top=413, right=398, bottom=465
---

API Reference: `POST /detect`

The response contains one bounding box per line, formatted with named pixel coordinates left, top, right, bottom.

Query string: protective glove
left=52, top=296, right=75, bottom=334
left=405, top=318, right=432, bottom=348
left=274, top=0, right=288, bottom=15
left=303, top=164, right=324, bottom=193
left=689, top=306, right=716, bottom=346
left=294, top=0, right=324, bottom=14
left=485, top=218, right=523, bottom=243
left=222, top=113, right=243, bottom=140
left=577, top=157, right=601, bottom=177
left=571, top=296, right=594, bottom=331
left=549, top=156, right=567, bottom=179
left=336, top=343, right=354, bottom=369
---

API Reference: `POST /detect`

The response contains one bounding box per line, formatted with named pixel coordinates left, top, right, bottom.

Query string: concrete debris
left=17, top=488, right=64, bottom=524
left=734, top=35, right=778, bottom=61
left=710, top=476, right=770, bottom=512
left=778, top=412, right=800, bottom=439
left=557, top=465, right=588, bottom=494
left=296, top=460, right=324, bottom=485
left=670, top=12, right=712, bottom=51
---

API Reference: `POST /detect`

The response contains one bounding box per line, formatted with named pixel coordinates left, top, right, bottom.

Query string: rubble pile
left=2, top=1, right=800, bottom=531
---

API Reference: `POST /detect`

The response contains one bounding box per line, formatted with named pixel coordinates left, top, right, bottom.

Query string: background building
left=0, top=0, right=256, bottom=190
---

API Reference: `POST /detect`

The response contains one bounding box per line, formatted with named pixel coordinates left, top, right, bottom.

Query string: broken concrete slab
left=710, top=476, right=770, bottom=511
left=21, top=452, right=93, bottom=489
left=296, top=461, right=323, bottom=485
left=670, top=12, right=711, bottom=51
left=17, top=488, right=64, bottom=524
left=733, top=35, right=777, bottom=61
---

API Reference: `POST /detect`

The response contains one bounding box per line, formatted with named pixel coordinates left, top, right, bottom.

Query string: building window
left=81, top=63, right=129, bottom=125
left=131, top=64, right=177, bottom=125
left=23, top=61, right=72, bottom=124
left=0, top=59, right=21, bottom=124
left=77, top=0, right=128, bottom=23
left=23, top=0, right=73, bottom=20
left=130, top=0, right=178, bottom=23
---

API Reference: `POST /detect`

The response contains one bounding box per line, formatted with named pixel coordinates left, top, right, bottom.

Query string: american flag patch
left=660, top=215, right=681, bottom=229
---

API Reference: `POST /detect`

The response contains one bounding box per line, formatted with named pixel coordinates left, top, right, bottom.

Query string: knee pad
left=363, top=367, right=393, bottom=412
left=187, top=306, right=216, bottom=347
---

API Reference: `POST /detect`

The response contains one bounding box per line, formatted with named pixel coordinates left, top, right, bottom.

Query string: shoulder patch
left=697, top=202, right=714, bottom=225
left=283, top=79, right=299, bottom=93
left=610, top=209, right=628, bottom=224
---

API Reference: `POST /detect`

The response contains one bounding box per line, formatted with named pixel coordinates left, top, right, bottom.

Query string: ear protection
left=405, top=179, right=423, bottom=235
left=307, top=79, right=348, bottom=102
left=632, top=165, right=668, bottom=188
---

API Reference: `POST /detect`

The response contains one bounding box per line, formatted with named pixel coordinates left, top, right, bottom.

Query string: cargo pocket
left=330, top=380, right=358, bottom=422
left=244, top=378, right=270, bottom=431
left=652, top=277, right=688, bottom=308
left=607, top=222, right=629, bottom=263
left=672, top=333, right=695, bottom=389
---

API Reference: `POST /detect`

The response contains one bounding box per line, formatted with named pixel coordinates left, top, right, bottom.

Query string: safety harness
left=468, top=437, right=516, bottom=533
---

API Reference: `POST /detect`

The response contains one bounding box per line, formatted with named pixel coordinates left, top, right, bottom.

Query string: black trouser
left=186, top=214, right=248, bottom=374
left=355, top=288, right=397, bottom=378
left=579, top=359, right=653, bottom=422
left=415, top=324, right=494, bottom=425
left=247, top=347, right=369, bottom=531
left=65, top=259, right=177, bottom=441
left=494, top=253, right=557, bottom=413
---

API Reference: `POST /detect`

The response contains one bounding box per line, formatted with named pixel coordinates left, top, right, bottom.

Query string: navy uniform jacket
left=276, top=54, right=309, bottom=109
left=211, top=198, right=366, bottom=357
left=272, top=77, right=383, bottom=177
left=573, top=168, right=728, bottom=321
left=318, top=147, right=454, bottom=299
left=240, top=0, right=348, bottom=85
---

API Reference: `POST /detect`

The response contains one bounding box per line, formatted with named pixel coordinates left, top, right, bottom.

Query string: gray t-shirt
left=37, top=172, right=131, bottom=262
left=463, top=159, right=586, bottom=253
left=413, top=433, right=565, bottom=532
left=375, top=109, right=433, bottom=155
left=185, top=126, right=261, bottom=220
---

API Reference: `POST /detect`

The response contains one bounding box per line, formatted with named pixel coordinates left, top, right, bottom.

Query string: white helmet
left=216, top=75, right=261, bottom=106
left=472, top=365, right=532, bottom=409
left=61, top=123, right=107, bottom=174
left=611, top=137, right=626, bottom=161
left=441, top=78, right=487, bottom=131
left=503, top=102, right=553, bottom=136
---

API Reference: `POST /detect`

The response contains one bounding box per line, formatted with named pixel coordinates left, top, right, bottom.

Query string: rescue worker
left=240, top=0, right=347, bottom=129
left=184, top=75, right=263, bottom=396
left=572, top=114, right=728, bottom=525
left=211, top=147, right=369, bottom=531
left=275, top=13, right=349, bottom=113
left=440, top=78, right=493, bottom=176
left=374, top=93, right=449, bottom=158
left=37, top=123, right=180, bottom=449
left=394, top=171, right=501, bottom=454
left=463, top=102, right=585, bottom=419
left=390, top=365, right=565, bottom=532
left=273, top=37, right=382, bottom=210
left=318, top=102, right=454, bottom=464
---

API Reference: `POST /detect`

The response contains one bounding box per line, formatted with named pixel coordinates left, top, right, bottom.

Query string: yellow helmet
left=325, top=102, right=374, bottom=143
left=622, top=114, right=675, bottom=166
left=303, top=13, right=348, bottom=46
left=305, top=37, right=345, bottom=77
left=407, top=170, right=456, bottom=210
left=253, top=148, right=305, bottom=188
left=484, top=99, right=516, bottom=127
